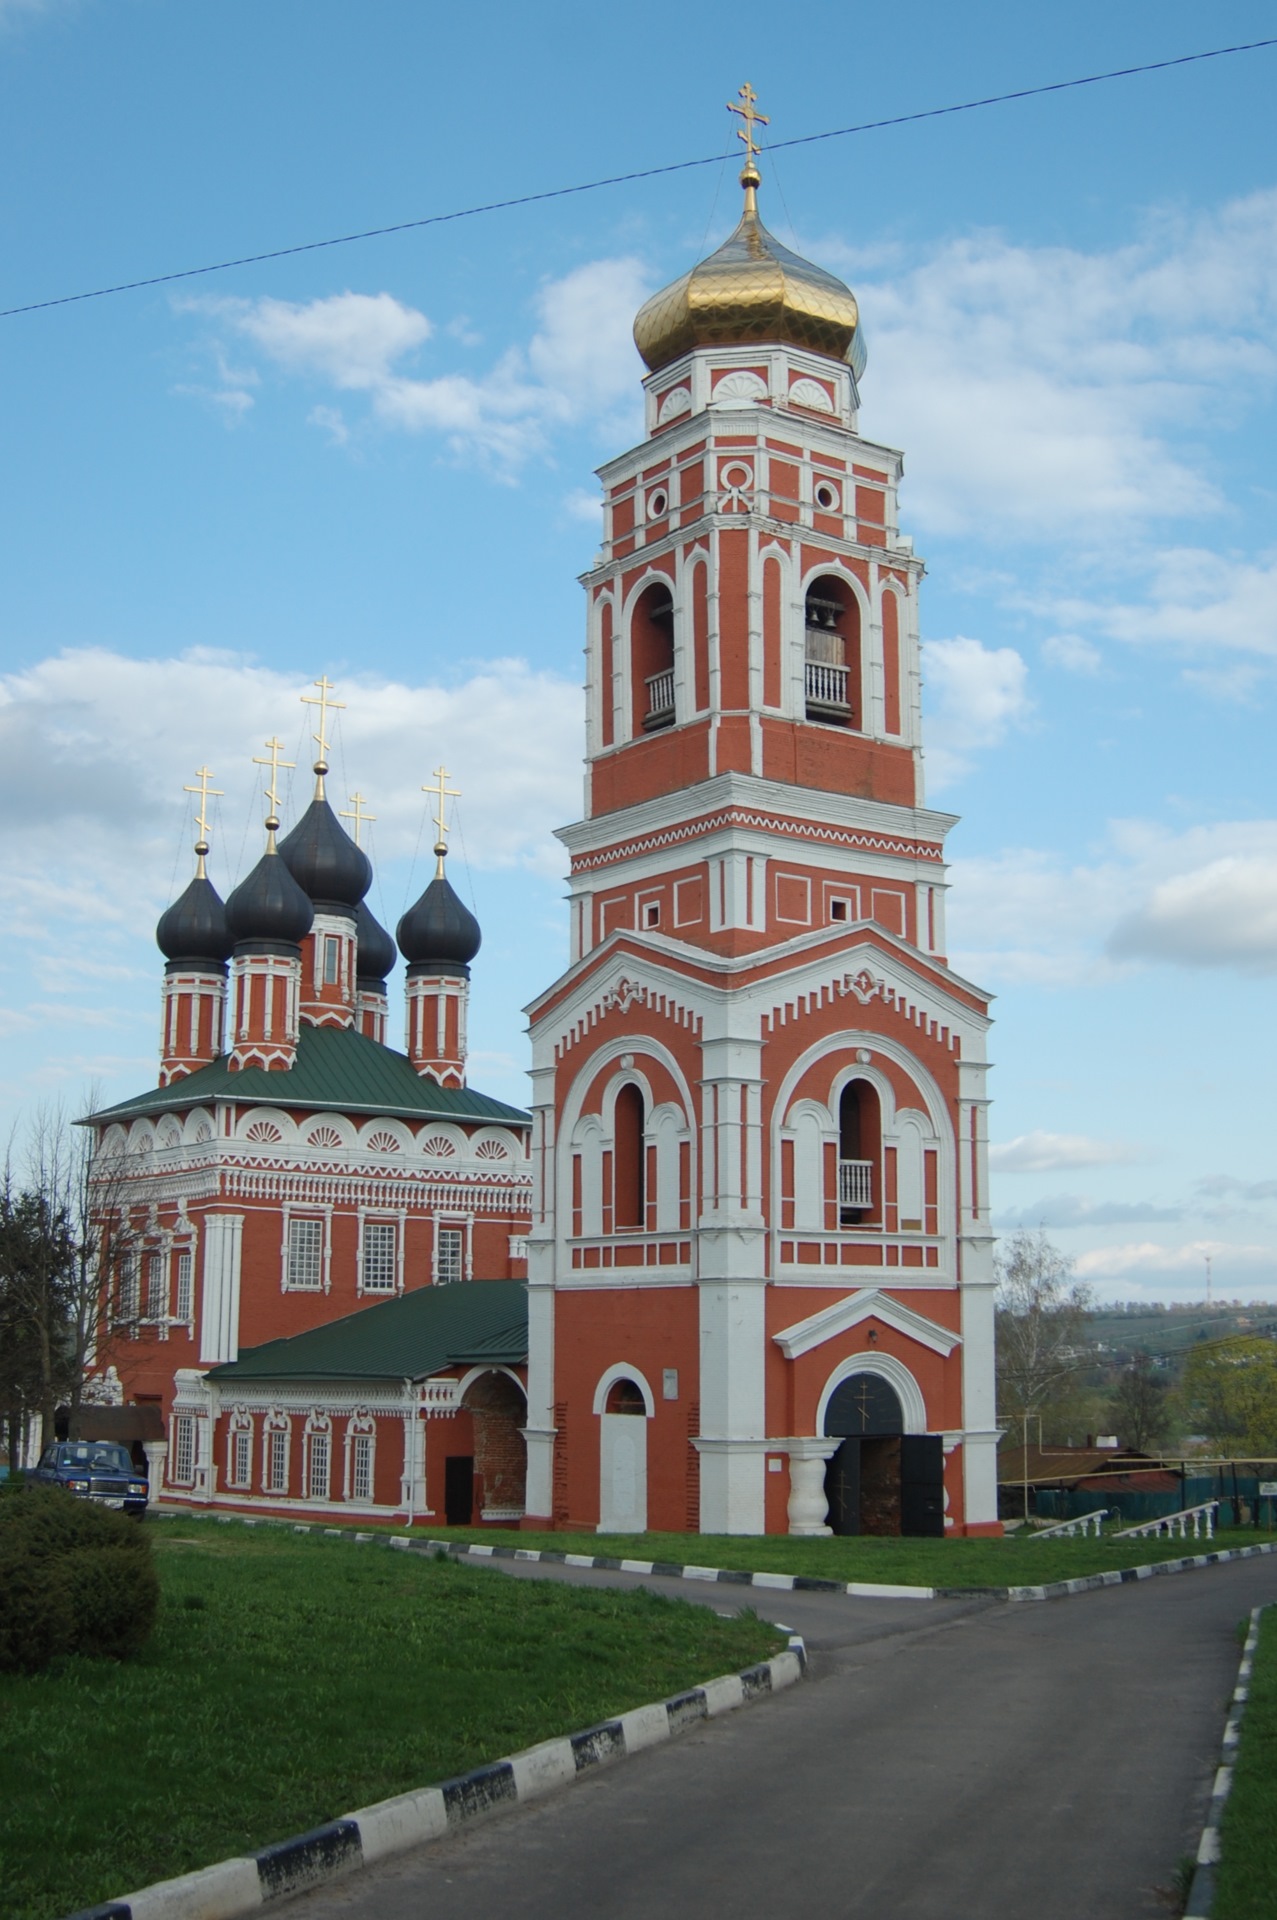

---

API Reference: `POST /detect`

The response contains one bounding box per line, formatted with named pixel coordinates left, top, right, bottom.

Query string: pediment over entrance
left=773, top=1287, right=960, bottom=1362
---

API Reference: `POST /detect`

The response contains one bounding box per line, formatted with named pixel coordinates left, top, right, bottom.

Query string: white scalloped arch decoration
left=127, top=1119, right=155, bottom=1154
left=711, top=369, right=767, bottom=406
left=789, top=375, right=835, bottom=413
left=470, top=1126, right=519, bottom=1163
left=591, top=1362, right=657, bottom=1418
left=419, top=1122, right=465, bottom=1159
left=656, top=384, right=692, bottom=424
left=182, top=1109, right=214, bottom=1146
left=156, top=1117, right=183, bottom=1151
left=305, top=1116, right=355, bottom=1151
left=359, top=1117, right=413, bottom=1155
left=236, top=1108, right=295, bottom=1145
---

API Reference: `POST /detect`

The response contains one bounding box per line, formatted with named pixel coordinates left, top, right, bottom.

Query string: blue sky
left=2, top=0, right=1276, bottom=1300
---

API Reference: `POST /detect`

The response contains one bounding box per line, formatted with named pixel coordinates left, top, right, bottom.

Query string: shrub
left=0, top=1485, right=158, bottom=1672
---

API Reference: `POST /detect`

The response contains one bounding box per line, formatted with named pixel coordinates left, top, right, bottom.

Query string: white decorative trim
left=591, top=1362, right=657, bottom=1417
left=712, top=369, right=767, bottom=406
left=789, top=376, right=835, bottom=413
left=656, top=384, right=692, bottom=424
left=815, top=1351, right=929, bottom=1435
left=774, top=1287, right=960, bottom=1362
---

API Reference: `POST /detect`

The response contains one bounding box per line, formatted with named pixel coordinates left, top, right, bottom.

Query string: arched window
left=604, top=1377, right=647, bottom=1415
left=838, top=1079, right=881, bottom=1222
left=804, top=574, right=861, bottom=727
left=613, top=1082, right=646, bottom=1230
left=631, top=583, right=675, bottom=733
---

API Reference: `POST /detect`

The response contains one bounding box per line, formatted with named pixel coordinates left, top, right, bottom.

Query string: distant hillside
left=1085, top=1302, right=1277, bottom=1364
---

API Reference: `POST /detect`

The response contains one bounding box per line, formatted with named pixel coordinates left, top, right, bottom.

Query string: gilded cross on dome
left=424, top=765, right=460, bottom=878
left=340, top=791, right=376, bottom=847
left=727, top=81, right=768, bottom=205
left=252, top=736, right=295, bottom=850
left=183, top=765, right=223, bottom=878
left=301, top=674, right=346, bottom=798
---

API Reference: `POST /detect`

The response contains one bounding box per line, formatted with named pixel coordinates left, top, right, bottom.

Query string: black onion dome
left=355, top=900, right=396, bottom=984
left=277, top=797, right=372, bottom=915
left=156, top=875, right=233, bottom=966
left=397, top=872, right=481, bottom=972
left=225, top=850, right=315, bottom=947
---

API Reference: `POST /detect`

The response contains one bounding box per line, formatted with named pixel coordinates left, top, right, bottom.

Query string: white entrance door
left=599, top=1413, right=647, bottom=1531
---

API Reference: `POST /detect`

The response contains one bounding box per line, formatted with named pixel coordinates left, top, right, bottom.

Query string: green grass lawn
left=0, top=1525, right=784, bottom=1920
left=1214, top=1607, right=1277, bottom=1920
left=426, top=1524, right=1277, bottom=1589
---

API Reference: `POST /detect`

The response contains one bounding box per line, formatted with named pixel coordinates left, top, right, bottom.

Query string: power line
left=3, top=35, right=1275, bottom=322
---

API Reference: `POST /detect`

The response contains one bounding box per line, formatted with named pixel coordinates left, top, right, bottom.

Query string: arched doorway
left=458, top=1370, right=527, bottom=1524
left=822, top=1370, right=944, bottom=1537
left=598, top=1375, right=648, bottom=1532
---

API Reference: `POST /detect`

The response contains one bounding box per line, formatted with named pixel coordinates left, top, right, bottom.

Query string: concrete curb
left=65, top=1636, right=807, bottom=1920
left=392, top=1528, right=1277, bottom=1605
left=1183, top=1604, right=1266, bottom=1920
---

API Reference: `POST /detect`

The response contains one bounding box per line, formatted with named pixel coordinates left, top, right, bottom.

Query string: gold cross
left=301, top=674, right=346, bottom=796
left=252, top=736, right=295, bottom=847
left=183, top=765, right=224, bottom=876
left=424, top=765, right=460, bottom=877
left=728, top=81, right=768, bottom=171
left=340, top=791, right=376, bottom=847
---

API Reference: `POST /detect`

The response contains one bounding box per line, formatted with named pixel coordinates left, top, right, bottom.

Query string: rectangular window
left=351, top=1433, right=373, bottom=1503
left=173, top=1415, right=195, bottom=1484
left=286, top=1217, right=324, bottom=1290
left=146, top=1252, right=167, bottom=1320
left=436, top=1226, right=464, bottom=1286
left=231, top=1428, right=251, bottom=1489
left=118, top=1255, right=140, bottom=1323
left=266, top=1427, right=288, bottom=1493
left=174, top=1251, right=193, bottom=1322
left=323, top=935, right=340, bottom=985
left=362, top=1220, right=397, bottom=1294
left=307, top=1431, right=331, bottom=1501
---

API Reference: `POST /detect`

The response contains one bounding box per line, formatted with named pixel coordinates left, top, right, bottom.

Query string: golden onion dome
left=633, top=167, right=866, bottom=382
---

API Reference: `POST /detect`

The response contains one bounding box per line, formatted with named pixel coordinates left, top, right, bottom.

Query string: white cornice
left=773, top=1287, right=961, bottom=1361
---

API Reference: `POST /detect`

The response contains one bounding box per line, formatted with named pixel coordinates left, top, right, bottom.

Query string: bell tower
left=524, top=90, right=1000, bottom=1541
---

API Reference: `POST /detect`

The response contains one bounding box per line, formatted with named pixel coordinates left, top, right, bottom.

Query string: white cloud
left=950, top=819, right=1277, bottom=987
left=994, top=1194, right=1181, bottom=1229
left=1108, top=853, right=1277, bottom=974
left=989, top=1131, right=1142, bottom=1173
left=0, top=647, right=583, bottom=971
left=1041, top=547, right=1277, bottom=663
left=180, top=259, right=652, bottom=469
left=837, top=188, right=1277, bottom=540
left=1041, top=633, right=1102, bottom=675
left=1075, top=1239, right=1276, bottom=1282
left=921, top=635, right=1030, bottom=788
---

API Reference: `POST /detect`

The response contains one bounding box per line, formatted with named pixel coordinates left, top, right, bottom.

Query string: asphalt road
left=287, top=1554, right=1276, bottom=1920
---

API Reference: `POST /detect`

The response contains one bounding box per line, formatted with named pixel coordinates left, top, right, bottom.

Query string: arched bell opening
left=838, top=1079, right=881, bottom=1226
left=631, top=582, right=675, bottom=734
left=804, top=574, right=861, bottom=727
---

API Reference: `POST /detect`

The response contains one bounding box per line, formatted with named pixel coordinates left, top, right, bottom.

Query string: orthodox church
left=87, top=92, right=1000, bottom=1538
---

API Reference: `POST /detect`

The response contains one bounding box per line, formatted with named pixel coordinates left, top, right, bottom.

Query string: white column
left=523, top=1281, right=556, bottom=1520
left=199, top=1213, right=244, bottom=1364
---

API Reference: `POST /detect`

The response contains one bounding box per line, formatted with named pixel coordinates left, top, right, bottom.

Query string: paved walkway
left=288, top=1554, right=1277, bottom=1920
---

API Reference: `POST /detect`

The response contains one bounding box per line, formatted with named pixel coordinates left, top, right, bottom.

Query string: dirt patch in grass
left=0, top=1525, right=783, bottom=1920
left=1214, top=1606, right=1277, bottom=1920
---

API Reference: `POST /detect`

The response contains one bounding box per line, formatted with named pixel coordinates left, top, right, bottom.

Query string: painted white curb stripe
left=1183, top=1605, right=1266, bottom=1919
left=65, top=1638, right=807, bottom=1920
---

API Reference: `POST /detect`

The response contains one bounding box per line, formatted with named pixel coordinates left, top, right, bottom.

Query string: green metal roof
left=208, top=1279, right=528, bottom=1384
left=86, top=1024, right=530, bottom=1127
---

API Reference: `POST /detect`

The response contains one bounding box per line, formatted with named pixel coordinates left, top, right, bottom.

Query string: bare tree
left=996, top=1229, right=1094, bottom=1513
left=1110, top=1354, right=1171, bottom=1451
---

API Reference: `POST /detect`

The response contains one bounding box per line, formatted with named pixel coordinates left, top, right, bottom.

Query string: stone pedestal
left=786, top=1437, right=840, bottom=1536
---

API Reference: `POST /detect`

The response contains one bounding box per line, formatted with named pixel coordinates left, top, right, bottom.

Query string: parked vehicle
left=31, top=1441, right=149, bottom=1516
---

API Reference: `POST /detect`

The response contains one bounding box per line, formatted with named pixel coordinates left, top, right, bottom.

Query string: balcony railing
left=805, top=659, right=850, bottom=717
left=838, top=1158, right=873, bottom=1209
left=644, top=668, right=675, bottom=729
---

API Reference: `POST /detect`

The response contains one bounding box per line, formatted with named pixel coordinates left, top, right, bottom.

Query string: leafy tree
left=1180, top=1335, right=1277, bottom=1454
left=995, top=1228, right=1094, bottom=1445
left=1109, top=1353, right=1171, bottom=1451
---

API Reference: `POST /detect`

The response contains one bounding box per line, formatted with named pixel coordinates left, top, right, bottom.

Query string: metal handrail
left=838, top=1158, right=873, bottom=1208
